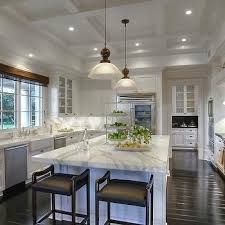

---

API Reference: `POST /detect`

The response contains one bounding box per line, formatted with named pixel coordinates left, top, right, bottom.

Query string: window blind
left=0, top=63, right=49, bottom=86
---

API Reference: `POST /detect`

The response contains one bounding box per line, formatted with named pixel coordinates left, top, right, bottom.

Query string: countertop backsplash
left=0, top=116, right=106, bottom=142
left=47, top=116, right=105, bottom=131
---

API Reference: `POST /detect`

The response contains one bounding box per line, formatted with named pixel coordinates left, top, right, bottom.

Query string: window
left=21, top=82, right=42, bottom=128
left=0, top=75, right=44, bottom=130
left=0, top=79, right=16, bottom=129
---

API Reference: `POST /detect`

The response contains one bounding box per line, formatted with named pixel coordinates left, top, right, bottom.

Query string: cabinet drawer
left=172, top=128, right=185, bottom=133
left=31, top=147, right=52, bottom=156
left=30, top=138, right=54, bottom=152
left=185, top=140, right=198, bottom=147
left=185, top=128, right=198, bottom=133
left=185, top=134, right=197, bottom=140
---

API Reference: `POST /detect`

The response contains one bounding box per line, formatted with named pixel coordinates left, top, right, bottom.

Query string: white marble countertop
left=0, top=129, right=104, bottom=149
left=33, top=135, right=170, bottom=174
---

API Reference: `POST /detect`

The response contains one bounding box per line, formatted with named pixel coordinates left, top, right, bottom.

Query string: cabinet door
left=172, top=85, right=198, bottom=116
left=133, top=76, right=156, bottom=93
left=175, top=86, right=185, bottom=114
left=174, top=134, right=185, bottom=146
left=58, top=77, right=73, bottom=116
left=185, top=85, right=196, bottom=115
left=0, top=150, right=5, bottom=191
left=66, top=79, right=73, bottom=114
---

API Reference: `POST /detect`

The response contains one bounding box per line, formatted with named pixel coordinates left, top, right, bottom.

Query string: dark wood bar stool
left=95, top=171, right=153, bottom=225
left=32, top=165, right=90, bottom=225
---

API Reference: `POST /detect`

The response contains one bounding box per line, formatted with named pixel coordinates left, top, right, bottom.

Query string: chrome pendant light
left=88, top=0, right=122, bottom=80
left=115, top=19, right=137, bottom=93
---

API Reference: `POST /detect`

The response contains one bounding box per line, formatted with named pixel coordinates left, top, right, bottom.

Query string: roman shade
left=0, top=63, right=49, bottom=86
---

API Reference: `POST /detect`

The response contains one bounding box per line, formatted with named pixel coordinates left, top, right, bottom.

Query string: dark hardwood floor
left=167, top=150, right=225, bottom=225
left=0, top=150, right=224, bottom=225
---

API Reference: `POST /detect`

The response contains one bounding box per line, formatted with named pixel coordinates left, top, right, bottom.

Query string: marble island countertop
left=33, top=135, right=170, bottom=174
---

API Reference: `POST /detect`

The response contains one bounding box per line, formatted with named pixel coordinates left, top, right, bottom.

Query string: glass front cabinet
left=172, top=85, right=199, bottom=116
left=58, top=77, right=73, bottom=115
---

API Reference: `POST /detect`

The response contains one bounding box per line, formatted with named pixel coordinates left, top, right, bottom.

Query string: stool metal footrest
left=35, top=209, right=88, bottom=225
left=104, top=219, right=143, bottom=225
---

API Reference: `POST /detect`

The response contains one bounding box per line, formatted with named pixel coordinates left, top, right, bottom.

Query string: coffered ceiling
left=0, top=0, right=224, bottom=74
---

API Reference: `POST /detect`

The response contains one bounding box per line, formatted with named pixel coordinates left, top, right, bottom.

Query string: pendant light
left=115, top=19, right=137, bottom=93
left=88, top=0, right=122, bottom=80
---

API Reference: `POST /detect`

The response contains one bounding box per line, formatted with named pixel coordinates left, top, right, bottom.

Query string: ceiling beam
left=30, top=1, right=153, bottom=23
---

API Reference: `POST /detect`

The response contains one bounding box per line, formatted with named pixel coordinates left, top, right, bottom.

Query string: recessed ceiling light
left=181, top=38, right=187, bottom=42
left=68, top=26, right=74, bottom=31
left=28, top=53, right=33, bottom=58
left=135, top=43, right=140, bottom=47
left=93, top=48, right=98, bottom=51
left=185, top=10, right=192, bottom=15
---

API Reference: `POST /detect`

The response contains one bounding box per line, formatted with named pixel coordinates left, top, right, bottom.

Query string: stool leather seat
left=97, top=179, right=148, bottom=207
left=32, top=173, right=84, bottom=196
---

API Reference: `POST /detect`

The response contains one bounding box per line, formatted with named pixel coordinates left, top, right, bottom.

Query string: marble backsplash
left=47, top=116, right=106, bottom=131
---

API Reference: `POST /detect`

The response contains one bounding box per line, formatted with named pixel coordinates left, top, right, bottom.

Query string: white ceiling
left=0, top=0, right=224, bottom=74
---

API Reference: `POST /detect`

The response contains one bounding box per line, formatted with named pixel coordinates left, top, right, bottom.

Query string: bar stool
left=32, top=165, right=90, bottom=225
left=95, top=171, right=153, bottom=225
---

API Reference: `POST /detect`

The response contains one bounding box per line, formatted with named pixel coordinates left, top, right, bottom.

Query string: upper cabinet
left=58, top=77, right=73, bottom=115
left=172, top=85, right=199, bottom=116
left=133, top=75, right=157, bottom=93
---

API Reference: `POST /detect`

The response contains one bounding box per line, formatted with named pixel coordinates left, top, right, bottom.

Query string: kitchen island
left=33, top=135, right=170, bottom=225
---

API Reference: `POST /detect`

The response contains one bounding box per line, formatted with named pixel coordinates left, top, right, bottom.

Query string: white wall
left=79, top=79, right=116, bottom=116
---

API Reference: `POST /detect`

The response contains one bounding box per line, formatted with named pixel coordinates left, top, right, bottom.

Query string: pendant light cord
left=104, top=0, right=107, bottom=48
left=124, top=22, right=127, bottom=68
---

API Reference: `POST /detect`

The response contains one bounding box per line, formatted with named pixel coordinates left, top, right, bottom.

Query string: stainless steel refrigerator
left=118, top=94, right=156, bottom=134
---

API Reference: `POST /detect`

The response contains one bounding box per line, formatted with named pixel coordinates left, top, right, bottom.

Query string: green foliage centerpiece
left=130, top=126, right=152, bottom=144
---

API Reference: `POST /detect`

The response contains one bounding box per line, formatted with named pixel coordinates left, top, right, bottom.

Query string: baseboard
left=2, top=182, right=26, bottom=200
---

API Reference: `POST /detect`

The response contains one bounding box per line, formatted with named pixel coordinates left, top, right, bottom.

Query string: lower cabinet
left=66, top=132, right=83, bottom=145
left=27, top=138, right=54, bottom=179
left=0, top=150, right=5, bottom=192
left=172, top=128, right=198, bottom=149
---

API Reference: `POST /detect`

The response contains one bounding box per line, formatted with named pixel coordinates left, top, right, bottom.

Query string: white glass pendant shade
left=114, top=19, right=137, bottom=93
left=88, top=62, right=123, bottom=80
left=115, top=77, right=137, bottom=93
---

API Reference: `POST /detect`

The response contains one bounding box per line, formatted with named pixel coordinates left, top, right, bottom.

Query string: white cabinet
left=133, top=75, right=157, bottom=93
left=58, top=77, right=73, bottom=115
left=172, top=128, right=198, bottom=149
left=66, top=132, right=83, bottom=145
left=173, top=133, right=185, bottom=146
left=172, top=85, right=198, bottom=115
left=0, top=150, right=5, bottom=192
left=27, top=137, right=54, bottom=179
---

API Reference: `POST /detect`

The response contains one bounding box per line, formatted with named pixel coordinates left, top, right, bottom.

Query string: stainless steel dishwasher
left=4, top=144, right=28, bottom=189
left=54, top=136, right=66, bottom=149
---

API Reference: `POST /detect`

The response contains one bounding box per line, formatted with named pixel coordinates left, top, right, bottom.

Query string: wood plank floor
left=0, top=150, right=224, bottom=225
left=167, top=150, right=225, bottom=225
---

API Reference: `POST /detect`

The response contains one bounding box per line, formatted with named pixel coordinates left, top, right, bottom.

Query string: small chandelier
left=115, top=19, right=137, bottom=93
left=88, top=0, right=122, bottom=80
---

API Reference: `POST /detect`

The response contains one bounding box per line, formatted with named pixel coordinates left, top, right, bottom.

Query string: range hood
left=118, top=94, right=156, bottom=103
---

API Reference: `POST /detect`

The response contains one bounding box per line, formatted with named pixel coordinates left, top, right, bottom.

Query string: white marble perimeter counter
left=0, top=129, right=104, bottom=149
left=33, top=135, right=170, bottom=174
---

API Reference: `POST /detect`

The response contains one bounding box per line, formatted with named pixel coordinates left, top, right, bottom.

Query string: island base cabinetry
left=53, top=165, right=167, bottom=225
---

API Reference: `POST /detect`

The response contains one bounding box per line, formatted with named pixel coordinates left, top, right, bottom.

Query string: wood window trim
left=0, top=63, right=49, bottom=86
